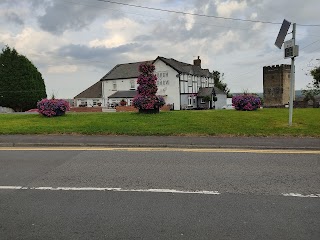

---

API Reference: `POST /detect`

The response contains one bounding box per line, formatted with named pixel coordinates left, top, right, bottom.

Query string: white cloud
left=89, top=18, right=140, bottom=48
left=184, top=10, right=195, bottom=31
left=0, top=27, right=67, bottom=59
left=47, top=65, right=78, bottom=74
left=89, top=35, right=127, bottom=48
left=250, top=12, right=258, bottom=20
left=252, top=22, right=262, bottom=30
left=211, top=30, right=240, bottom=53
left=215, top=0, right=247, bottom=17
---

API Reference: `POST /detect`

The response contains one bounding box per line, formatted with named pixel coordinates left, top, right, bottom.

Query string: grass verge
left=0, top=108, right=319, bottom=137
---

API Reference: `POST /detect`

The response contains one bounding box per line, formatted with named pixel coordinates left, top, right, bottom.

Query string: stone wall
left=69, top=107, right=102, bottom=112
left=116, top=105, right=171, bottom=112
left=263, top=64, right=291, bottom=107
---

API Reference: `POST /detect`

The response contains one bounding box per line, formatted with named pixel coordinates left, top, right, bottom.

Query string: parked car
left=222, top=104, right=235, bottom=110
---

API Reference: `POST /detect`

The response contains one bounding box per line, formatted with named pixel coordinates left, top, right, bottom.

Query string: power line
left=57, top=0, right=320, bottom=37
left=226, top=39, right=320, bottom=81
left=96, top=0, right=320, bottom=27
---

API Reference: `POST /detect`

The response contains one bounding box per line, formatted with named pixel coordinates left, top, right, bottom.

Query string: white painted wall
left=215, top=93, right=227, bottom=109
left=154, top=59, right=180, bottom=110
left=103, top=77, right=136, bottom=107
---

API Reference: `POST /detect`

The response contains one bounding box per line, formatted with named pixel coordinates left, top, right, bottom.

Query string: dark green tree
left=0, top=46, right=47, bottom=111
left=212, top=70, right=232, bottom=97
left=310, top=65, right=320, bottom=89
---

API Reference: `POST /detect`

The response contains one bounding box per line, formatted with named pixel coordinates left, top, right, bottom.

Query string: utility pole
left=288, top=23, right=296, bottom=126
left=275, top=20, right=299, bottom=126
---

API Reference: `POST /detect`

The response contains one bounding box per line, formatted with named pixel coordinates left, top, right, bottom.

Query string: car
left=222, top=104, right=235, bottom=110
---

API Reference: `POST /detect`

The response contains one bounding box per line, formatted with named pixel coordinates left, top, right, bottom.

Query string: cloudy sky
left=1, top=0, right=320, bottom=98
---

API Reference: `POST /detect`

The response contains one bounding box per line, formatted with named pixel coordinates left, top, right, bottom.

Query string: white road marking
left=0, top=186, right=220, bottom=195
left=282, top=193, right=320, bottom=198
left=0, top=147, right=319, bottom=154
left=1, top=186, right=319, bottom=198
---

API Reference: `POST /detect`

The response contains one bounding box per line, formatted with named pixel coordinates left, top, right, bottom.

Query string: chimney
left=193, top=56, right=201, bottom=68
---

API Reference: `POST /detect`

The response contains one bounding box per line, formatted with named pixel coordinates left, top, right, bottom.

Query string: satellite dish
left=275, top=19, right=291, bottom=49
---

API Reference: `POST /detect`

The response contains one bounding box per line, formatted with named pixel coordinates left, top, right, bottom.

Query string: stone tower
left=263, top=64, right=291, bottom=107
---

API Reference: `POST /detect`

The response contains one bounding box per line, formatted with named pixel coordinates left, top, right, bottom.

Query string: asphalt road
left=0, top=148, right=319, bottom=239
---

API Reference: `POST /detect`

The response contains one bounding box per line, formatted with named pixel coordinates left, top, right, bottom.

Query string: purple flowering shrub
left=37, top=98, right=70, bottom=117
left=133, top=62, right=165, bottom=110
left=232, top=94, right=261, bottom=111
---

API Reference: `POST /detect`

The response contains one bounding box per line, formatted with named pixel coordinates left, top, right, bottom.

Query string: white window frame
left=130, top=80, right=135, bottom=90
left=112, top=81, right=117, bottom=91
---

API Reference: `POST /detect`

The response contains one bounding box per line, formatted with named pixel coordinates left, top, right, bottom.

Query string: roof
left=74, top=81, right=102, bottom=99
left=108, top=90, right=137, bottom=98
left=100, top=56, right=213, bottom=81
left=101, top=61, right=153, bottom=81
left=197, top=87, right=214, bottom=97
left=154, top=56, right=213, bottom=77
left=214, top=87, right=226, bottom=95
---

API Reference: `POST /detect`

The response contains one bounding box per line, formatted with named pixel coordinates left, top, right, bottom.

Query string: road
left=0, top=147, right=319, bottom=239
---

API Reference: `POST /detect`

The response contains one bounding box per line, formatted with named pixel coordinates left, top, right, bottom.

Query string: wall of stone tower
left=263, top=64, right=291, bottom=107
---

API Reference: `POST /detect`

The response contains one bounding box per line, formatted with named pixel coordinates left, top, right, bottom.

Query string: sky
left=0, top=0, right=320, bottom=98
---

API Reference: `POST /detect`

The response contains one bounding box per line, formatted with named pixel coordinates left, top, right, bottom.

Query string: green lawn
left=0, top=108, right=319, bottom=137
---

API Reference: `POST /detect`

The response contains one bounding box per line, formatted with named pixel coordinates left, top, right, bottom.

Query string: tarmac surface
left=0, top=134, right=319, bottom=149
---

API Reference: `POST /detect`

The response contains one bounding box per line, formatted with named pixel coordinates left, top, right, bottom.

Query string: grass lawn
left=0, top=108, right=319, bottom=137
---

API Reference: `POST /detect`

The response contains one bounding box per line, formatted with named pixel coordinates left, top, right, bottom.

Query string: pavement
left=0, top=134, right=319, bottom=150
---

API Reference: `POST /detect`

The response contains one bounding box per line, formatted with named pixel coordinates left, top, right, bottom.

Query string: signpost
left=274, top=20, right=299, bottom=126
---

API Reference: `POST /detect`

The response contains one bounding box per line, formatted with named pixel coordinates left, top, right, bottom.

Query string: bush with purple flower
left=37, top=98, right=70, bottom=117
left=232, top=94, right=261, bottom=111
left=133, top=62, right=165, bottom=113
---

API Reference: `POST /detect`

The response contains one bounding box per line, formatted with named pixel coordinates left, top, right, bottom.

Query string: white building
left=74, top=81, right=102, bottom=107
left=101, top=57, right=226, bottom=110
left=75, top=56, right=227, bottom=110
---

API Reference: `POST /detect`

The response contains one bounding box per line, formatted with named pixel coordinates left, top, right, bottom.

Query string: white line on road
left=0, top=186, right=220, bottom=195
left=282, top=193, right=320, bottom=198
left=1, top=186, right=319, bottom=198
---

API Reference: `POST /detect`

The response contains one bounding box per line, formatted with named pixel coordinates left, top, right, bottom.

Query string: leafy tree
left=302, top=83, right=320, bottom=104
left=0, top=46, right=47, bottom=111
left=310, top=65, right=320, bottom=89
left=212, top=70, right=231, bottom=97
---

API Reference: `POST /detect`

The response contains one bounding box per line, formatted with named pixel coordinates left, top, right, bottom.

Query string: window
left=188, top=75, right=192, bottom=86
left=188, top=96, right=192, bottom=106
left=112, top=81, right=117, bottom=91
left=201, top=98, right=205, bottom=104
left=130, top=80, right=135, bottom=89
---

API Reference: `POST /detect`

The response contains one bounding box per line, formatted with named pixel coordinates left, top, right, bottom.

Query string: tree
left=310, top=65, right=320, bottom=89
left=0, top=46, right=47, bottom=111
left=212, top=70, right=231, bottom=97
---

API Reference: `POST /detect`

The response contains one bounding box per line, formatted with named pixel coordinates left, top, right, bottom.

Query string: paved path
left=0, top=134, right=319, bottom=149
